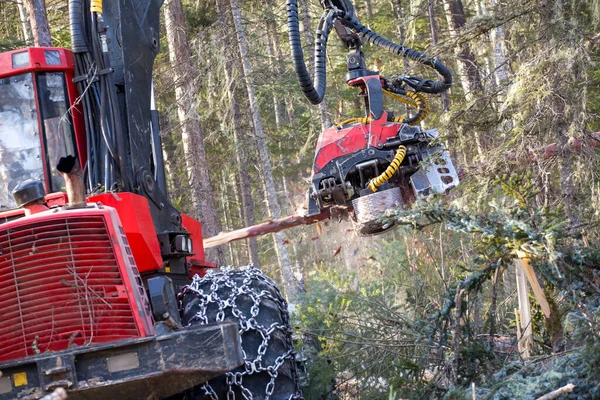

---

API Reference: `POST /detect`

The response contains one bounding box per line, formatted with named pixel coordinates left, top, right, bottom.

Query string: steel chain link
left=181, top=265, right=304, bottom=400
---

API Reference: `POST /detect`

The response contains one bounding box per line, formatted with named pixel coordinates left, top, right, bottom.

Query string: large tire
left=179, top=266, right=303, bottom=400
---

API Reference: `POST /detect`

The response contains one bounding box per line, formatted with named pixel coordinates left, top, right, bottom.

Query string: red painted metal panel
left=314, top=117, right=400, bottom=171
left=181, top=213, right=214, bottom=276
left=0, top=206, right=153, bottom=363
left=87, top=193, right=162, bottom=273
left=313, top=74, right=403, bottom=172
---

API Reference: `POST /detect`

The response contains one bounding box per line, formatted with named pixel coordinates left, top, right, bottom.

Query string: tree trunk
left=427, top=0, right=449, bottom=111
left=263, top=0, right=286, bottom=127
left=442, top=0, right=485, bottom=156
left=17, top=0, right=33, bottom=45
left=216, top=0, right=261, bottom=267
left=442, top=0, right=484, bottom=99
left=163, top=0, right=224, bottom=265
left=229, top=0, right=298, bottom=302
left=23, top=0, right=51, bottom=47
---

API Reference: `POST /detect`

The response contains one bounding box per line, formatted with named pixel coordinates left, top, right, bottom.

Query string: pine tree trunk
left=442, top=0, right=483, bottom=99
left=23, top=0, right=51, bottom=47
left=229, top=0, right=298, bottom=302
left=216, top=0, right=261, bottom=267
left=264, top=0, right=286, bottom=127
left=17, top=0, right=33, bottom=45
left=443, top=0, right=485, bottom=156
left=427, top=0, right=449, bottom=111
left=163, top=0, right=224, bottom=265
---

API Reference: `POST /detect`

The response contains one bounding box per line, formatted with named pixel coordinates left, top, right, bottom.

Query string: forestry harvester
left=289, top=0, right=458, bottom=236
left=0, top=0, right=456, bottom=399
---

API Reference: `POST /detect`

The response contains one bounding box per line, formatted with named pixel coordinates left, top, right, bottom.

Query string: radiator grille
left=0, top=214, right=141, bottom=362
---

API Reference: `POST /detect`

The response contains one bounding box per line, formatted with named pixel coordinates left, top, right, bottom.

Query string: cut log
left=535, top=383, right=574, bottom=400
left=204, top=209, right=331, bottom=248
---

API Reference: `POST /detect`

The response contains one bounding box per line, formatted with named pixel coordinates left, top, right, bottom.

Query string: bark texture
left=442, top=0, right=483, bottom=99
left=17, top=0, right=33, bottom=45
left=216, top=0, right=261, bottom=267
left=163, top=0, right=224, bottom=265
left=427, top=0, right=449, bottom=111
left=23, top=0, right=52, bottom=47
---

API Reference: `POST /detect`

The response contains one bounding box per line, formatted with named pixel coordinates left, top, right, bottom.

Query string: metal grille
left=0, top=214, right=141, bottom=363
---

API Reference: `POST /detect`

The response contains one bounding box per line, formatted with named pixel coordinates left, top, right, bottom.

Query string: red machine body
left=0, top=46, right=213, bottom=372
left=0, top=204, right=154, bottom=363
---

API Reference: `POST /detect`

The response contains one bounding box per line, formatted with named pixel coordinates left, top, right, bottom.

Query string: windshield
left=37, top=72, right=77, bottom=194
left=0, top=73, right=44, bottom=209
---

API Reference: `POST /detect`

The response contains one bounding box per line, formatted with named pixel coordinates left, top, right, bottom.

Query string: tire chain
left=180, top=265, right=304, bottom=400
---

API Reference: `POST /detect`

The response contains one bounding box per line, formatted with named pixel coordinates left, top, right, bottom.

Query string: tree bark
left=442, top=0, right=484, bottom=99
left=216, top=0, right=261, bottom=267
left=163, top=0, right=224, bottom=265
left=204, top=209, right=330, bottom=248
left=23, top=0, right=52, bottom=47
left=229, top=0, right=299, bottom=302
left=17, top=0, right=33, bottom=45
left=442, top=0, right=485, bottom=156
left=427, top=0, right=449, bottom=111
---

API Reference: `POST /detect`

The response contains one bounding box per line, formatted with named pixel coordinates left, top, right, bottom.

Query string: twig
left=535, top=383, right=575, bottom=400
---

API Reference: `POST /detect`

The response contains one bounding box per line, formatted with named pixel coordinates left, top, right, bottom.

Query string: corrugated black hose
left=286, top=0, right=334, bottom=105
left=336, top=11, right=452, bottom=94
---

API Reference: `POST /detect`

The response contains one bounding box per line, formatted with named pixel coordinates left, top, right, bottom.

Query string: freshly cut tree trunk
left=163, top=0, right=224, bottom=265
left=204, top=209, right=330, bottom=248
left=229, top=0, right=299, bottom=302
left=23, top=0, right=52, bottom=47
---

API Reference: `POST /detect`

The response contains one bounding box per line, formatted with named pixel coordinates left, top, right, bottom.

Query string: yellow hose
left=367, top=145, right=407, bottom=192
left=337, top=117, right=371, bottom=128
left=382, top=89, right=418, bottom=109
left=91, top=0, right=103, bottom=13
left=404, top=91, right=430, bottom=125
left=383, top=89, right=430, bottom=126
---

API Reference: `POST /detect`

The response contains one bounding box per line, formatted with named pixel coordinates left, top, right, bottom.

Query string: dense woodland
left=2, top=0, right=600, bottom=398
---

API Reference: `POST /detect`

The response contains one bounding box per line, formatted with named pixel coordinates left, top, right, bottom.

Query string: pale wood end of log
left=535, top=383, right=575, bottom=400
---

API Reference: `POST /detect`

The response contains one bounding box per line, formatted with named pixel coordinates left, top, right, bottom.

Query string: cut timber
left=204, top=209, right=331, bottom=248
left=517, top=251, right=551, bottom=318
left=515, top=262, right=532, bottom=359
left=535, top=383, right=575, bottom=400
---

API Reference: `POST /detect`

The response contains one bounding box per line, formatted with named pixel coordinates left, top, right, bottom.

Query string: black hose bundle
left=68, top=0, right=130, bottom=192
left=336, top=11, right=452, bottom=94
left=286, top=0, right=333, bottom=105
left=286, top=0, right=452, bottom=104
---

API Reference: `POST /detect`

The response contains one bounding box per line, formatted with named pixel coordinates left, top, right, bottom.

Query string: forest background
left=2, top=0, right=600, bottom=398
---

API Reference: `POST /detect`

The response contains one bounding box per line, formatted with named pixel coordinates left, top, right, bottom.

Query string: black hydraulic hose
left=286, top=0, right=334, bottom=105
left=336, top=11, right=452, bottom=94
left=68, top=0, right=89, bottom=53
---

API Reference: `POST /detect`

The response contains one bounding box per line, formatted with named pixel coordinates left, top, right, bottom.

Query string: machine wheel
left=179, top=266, right=303, bottom=400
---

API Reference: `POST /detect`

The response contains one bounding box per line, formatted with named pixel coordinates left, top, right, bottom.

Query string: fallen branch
left=204, top=209, right=331, bottom=248
left=535, top=383, right=575, bottom=400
